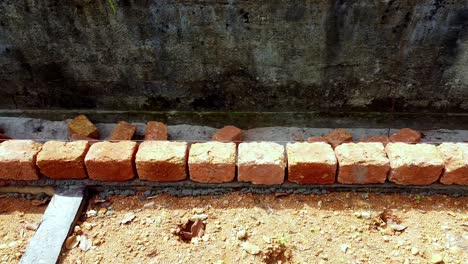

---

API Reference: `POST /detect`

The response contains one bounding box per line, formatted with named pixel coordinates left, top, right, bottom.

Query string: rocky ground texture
left=60, top=192, right=467, bottom=264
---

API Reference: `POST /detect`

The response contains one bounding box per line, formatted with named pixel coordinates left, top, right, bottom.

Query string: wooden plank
left=20, top=186, right=86, bottom=264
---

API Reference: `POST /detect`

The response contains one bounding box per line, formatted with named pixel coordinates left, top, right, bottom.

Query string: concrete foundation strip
left=20, top=187, right=87, bottom=264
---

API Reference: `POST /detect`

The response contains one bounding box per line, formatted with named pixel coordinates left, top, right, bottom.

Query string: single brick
left=70, top=133, right=96, bottom=141
left=68, top=115, right=99, bottom=139
left=386, top=143, right=444, bottom=185
left=0, top=134, right=12, bottom=142
left=212, top=126, right=242, bottom=142
left=286, top=142, right=337, bottom=184
left=389, top=128, right=421, bottom=143
left=437, top=143, right=468, bottom=185
left=136, top=141, right=187, bottom=182
left=307, top=136, right=328, bottom=143
left=238, top=142, right=286, bottom=185
left=324, top=128, right=353, bottom=148
left=0, top=140, right=42, bottom=180
left=359, top=135, right=390, bottom=145
left=109, top=121, right=136, bottom=140
left=144, top=121, right=168, bottom=140
left=335, top=143, right=390, bottom=184
left=188, top=142, right=236, bottom=183
left=36, top=141, right=90, bottom=179
left=85, top=141, right=137, bottom=182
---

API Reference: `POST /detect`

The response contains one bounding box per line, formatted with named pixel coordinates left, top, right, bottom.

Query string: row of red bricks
left=0, top=139, right=466, bottom=185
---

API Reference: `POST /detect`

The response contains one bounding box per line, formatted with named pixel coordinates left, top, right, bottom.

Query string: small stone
left=98, top=208, right=107, bottom=216
left=237, top=229, right=247, bottom=240
left=262, top=236, right=271, bottom=244
left=190, top=214, right=208, bottom=221
left=143, top=202, right=155, bottom=208
left=430, top=253, right=444, bottom=264
left=86, top=210, right=97, bottom=217
left=241, top=242, right=260, bottom=255
left=340, top=244, right=349, bottom=253
left=120, top=212, right=136, bottom=224
left=411, top=247, right=419, bottom=255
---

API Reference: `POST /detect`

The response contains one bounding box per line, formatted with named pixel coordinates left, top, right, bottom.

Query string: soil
left=0, top=197, right=48, bottom=262
left=60, top=192, right=467, bottom=264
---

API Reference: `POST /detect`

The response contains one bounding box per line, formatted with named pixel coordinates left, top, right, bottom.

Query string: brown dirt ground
left=0, top=197, right=48, bottom=262
left=61, top=192, right=467, bottom=264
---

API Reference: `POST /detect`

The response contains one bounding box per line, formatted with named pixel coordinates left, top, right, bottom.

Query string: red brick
left=238, top=142, right=286, bottom=185
left=36, top=141, right=90, bottom=179
left=0, top=134, right=12, bottom=142
left=386, top=143, right=444, bottom=185
left=307, top=136, right=328, bottom=143
left=70, top=133, right=95, bottom=141
left=324, top=128, right=353, bottom=148
left=68, top=115, right=99, bottom=139
left=359, top=135, right=390, bottom=145
left=188, top=142, right=236, bottom=183
left=286, top=142, right=336, bottom=184
left=136, top=141, right=187, bottom=182
left=144, top=121, right=168, bottom=140
left=335, top=143, right=390, bottom=184
left=85, top=141, right=137, bottom=182
left=109, top=121, right=136, bottom=140
left=212, top=126, right=242, bottom=142
left=0, top=140, right=42, bottom=180
left=389, top=128, right=421, bottom=143
left=437, top=143, right=468, bottom=185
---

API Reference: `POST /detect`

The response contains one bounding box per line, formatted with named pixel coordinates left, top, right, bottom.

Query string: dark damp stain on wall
left=0, top=0, right=467, bottom=113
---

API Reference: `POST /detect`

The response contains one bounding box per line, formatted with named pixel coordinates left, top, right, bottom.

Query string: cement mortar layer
left=1, top=117, right=468, bottom=143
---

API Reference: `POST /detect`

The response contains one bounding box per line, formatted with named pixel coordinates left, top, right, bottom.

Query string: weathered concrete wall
left=0, top=0, right=467, bottom=112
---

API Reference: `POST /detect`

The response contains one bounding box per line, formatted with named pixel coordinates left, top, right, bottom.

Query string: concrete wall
left=0, top=0, right=467, bottom=113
